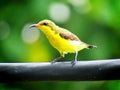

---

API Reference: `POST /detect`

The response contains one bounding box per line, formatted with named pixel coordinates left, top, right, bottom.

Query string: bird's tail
left=87, top=45, right=97, bottom=49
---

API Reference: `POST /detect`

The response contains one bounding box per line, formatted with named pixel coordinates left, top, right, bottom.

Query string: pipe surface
left=0, top=59, right=120, bottom=82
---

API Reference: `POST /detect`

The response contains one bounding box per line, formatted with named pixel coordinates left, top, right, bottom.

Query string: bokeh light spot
left=68, top=0, right=91, bottom=14
left=68, top=0, right=87, bottom=7
left=49, top=2, right=70, bottom=23
left=0, top=21, right=10, bottom=40
left=21, top=23, right=40, bottom=44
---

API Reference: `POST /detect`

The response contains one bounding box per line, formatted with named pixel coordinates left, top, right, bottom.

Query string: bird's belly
left=47, top=34, right=84, bottom=53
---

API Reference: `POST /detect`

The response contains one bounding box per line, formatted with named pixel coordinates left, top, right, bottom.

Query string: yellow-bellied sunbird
left=30, top=19, right=96, bottom=64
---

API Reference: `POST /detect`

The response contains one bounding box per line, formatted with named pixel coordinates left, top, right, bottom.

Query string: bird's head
left=29, top=20, right=57, bottom=33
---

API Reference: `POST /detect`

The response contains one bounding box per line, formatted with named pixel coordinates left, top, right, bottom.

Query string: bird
left=29, top=19, right=96, bottom=64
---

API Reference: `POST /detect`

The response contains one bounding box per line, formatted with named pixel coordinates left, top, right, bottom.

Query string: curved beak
left=29, top=24, right=38, bottom=29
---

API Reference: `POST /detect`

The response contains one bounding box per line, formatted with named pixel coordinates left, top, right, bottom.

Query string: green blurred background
left=0, top=0, right=120, bottom=90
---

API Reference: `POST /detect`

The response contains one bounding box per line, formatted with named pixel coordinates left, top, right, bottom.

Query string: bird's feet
left=51, top=60, right=56, bottom=64
left=51, top=56, right=62, bottom=64
left=71, top=59, right=77, bottom=66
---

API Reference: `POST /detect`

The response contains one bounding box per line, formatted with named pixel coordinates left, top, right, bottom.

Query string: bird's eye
left=43, top=22, right=48, bottom=26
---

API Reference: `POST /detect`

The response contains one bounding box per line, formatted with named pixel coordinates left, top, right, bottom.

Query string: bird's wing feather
left=57, top=27, right=80, bottom=41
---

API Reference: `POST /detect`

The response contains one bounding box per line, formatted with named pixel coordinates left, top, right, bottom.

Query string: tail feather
left=88, top=45, right=97, bottom=49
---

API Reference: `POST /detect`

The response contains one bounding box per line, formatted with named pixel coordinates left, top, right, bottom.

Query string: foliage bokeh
left=0, top=0, right=120, bottom=90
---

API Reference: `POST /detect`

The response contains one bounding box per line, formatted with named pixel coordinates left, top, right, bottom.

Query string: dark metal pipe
left=0, top=59, right=120, bottom=82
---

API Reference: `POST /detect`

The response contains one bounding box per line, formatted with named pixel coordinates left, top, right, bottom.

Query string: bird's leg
left=51, top=52, right=64, bottom=63
left=71, top=51, right=78, bottom=65
left=51, top=56, right=62, bottom=63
